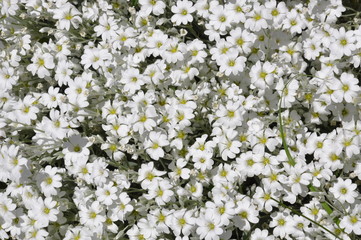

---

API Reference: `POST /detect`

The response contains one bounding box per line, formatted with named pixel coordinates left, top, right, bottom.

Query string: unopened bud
left=180, top=29, right=188, bottom=36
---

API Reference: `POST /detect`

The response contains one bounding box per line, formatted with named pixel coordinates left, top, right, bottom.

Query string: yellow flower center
left=271, top=9, right=279, bottom=16
left=350, top=216, right=358, bottom=224
left=89, top=212, right=97, bottom=219
left=158, top=213, right=165, bottom=222
left=81, top=167, right=88, bottom=174
left=64, top=13, right=73, bottom=20
left=208, top=223, right=215, bottom=230
left=46, top=177, right=53, bottom=185
left=259, top=72, right=267, bottom=79
left=227, top=110, right=235, bottom=118
left=179, top=218, right=186, bottom=226
left=73, top=145, right=81, bottom=152
left=278, top=219, right=285, bottom=226
left=43, top=208, right=50, bottom=214
left=240, top=211, right=248, bottom=219
left=237, top=38, right=244, bottom=46
left=139, top=115, right=147, bottom=122
left=254, top=14, right=262, bottom=20
left=146, top=172, right=154, bottom=180
left=220, top=170, right=227, bottom=177
left=247, top=159, right=254, bottom=166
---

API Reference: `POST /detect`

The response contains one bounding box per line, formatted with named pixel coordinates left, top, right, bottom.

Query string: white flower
left=140, top=0, right=166, bottom=16
left=329, top=178, right=358, bottom=204
left=171, top=0, right=195, bottom=25
left=170, top=209, right=196, bottom=237
left=282, top=9, right=305, bottom=34
left=62, top=135, right=91, bottom=164
left=30, top=197, right=59, bottom=226
left=269, top=211, right=294, bottom=238
left=94, top=14, right=118, bottom=41
left=329, top=72, right=360, bottom=103
left=110, top=192, right=134, bottom=222
left=169, top=158, right=190, bottom=180
left=145, top=179, right=174, bottom=205
left=234, top=197, right=259, bottom=231
left=144, top=131, right=169, bottom=160
left=250, top=228, right=274, bottom=240
left=13, top=95, right=39, bottom=125
left=37, top=166, right=62, bottom=197
left=218, top=50, right=246, bottom=76
left=0, top=64, right=18, bottom=90
left=253, top=186, right=278, bottom=212
left=27, top=52, right=55, bottom=78
left=250, top=61, right=277, bottom=90
left=53, top=3, right=82, bottom=30
left=209, top=5, right=234, bottom=32
left=95, top=182, right=118, bottom=206
left=137, top=162, right=166, bottom=189
left=303, top=38, right=322, bottom=60
left=329, top=27, right=356, bottom=59
left=192, top=150, right=214, bottom=171
left=120, top=67, right=145, bottom=95
left=339, top=208, right=361, bottom=235
left=80, top=48, right=112, bottom=70
left=196, top=211, right=223, bottom=240
left=79, top=201, right=106, bottom=227
left=227, top=28, right=256, bottom=55
left=245, top=3, right=269, bottom=32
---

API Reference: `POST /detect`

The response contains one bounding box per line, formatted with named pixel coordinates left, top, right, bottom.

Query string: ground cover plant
left=0, top=0, right=361, bottom=239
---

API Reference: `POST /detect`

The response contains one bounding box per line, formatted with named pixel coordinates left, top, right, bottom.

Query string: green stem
left=271, top=197, right=342, bottom=240
left=278, top=108, right=296, bottom=166
left=278, top=79, right=296, bottom=166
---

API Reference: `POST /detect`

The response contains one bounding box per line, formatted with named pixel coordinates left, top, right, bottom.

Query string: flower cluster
left=0, top=0, right=361, bottom=239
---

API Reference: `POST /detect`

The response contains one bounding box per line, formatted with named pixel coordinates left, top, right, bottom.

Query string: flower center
left=146, top=172, right=154, bottom=180
left=89, top=212, right=97, bottom=219
left=73, top=145, right=81, bottom=152
left=340, top=188, right=348, bottom=194
left=208, top=223, right=215, bottom=230
left=46, top=177, right=53, bottom=185
left=271, top=9, right=279, bottom=16
left=179, top=218, right=186, bottom=226
left=340, top=39, right=347, bottom=46
left=278, top=218, right=285, bottom=226
left=254, top=14, right=262, bottom=20
left=240, top=211, right=248, bottom=219
left=228, top=60, right=235, bottom=67
left=247, top=159, right=254, bottom=166
left=37, top=58, right=45, bottom=66
left=227, top=110, right=235, bottom=118
left=350, top=216, right=358, bottom=224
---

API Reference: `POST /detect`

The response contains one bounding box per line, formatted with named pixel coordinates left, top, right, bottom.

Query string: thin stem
left=271, top=197, right=342, bottom=240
